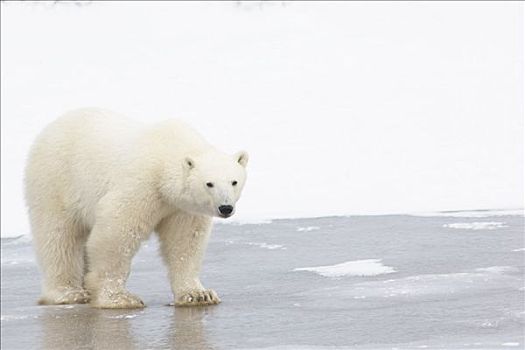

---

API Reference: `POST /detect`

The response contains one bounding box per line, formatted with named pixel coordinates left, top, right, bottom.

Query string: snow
left=294, top=259, right=396, bottom=277
left=1, top=1, right=523, bottom=237
left=443, top=222, right=509, bottom=230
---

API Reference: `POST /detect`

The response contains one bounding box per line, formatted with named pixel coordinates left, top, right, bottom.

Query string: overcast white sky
left=1, top=1, right=523, bottom=237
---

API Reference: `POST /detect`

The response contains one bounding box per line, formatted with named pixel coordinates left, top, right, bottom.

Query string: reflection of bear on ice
left=25, top=108, right=248, bottom=308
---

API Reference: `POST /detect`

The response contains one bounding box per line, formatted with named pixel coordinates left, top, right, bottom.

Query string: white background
left=1, top=1, right=523, bottom=237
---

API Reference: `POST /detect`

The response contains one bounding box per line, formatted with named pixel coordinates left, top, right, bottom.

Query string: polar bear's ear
left=184, top=157, right=195, bottom=170
left=235, top=151, right=249, bottom=168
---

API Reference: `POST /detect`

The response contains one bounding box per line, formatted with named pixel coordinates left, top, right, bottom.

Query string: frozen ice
left=2, top=214, right=524, bottom=349
left=106, top=314, right=140, bottom=320
left=297, top=226, right=320, bottom=232
left=443, top=222, right=509, bottom=230
left=218, top=218, right=274, bottom=226
left=301, top=266, right=523, bottom=300
left=293, top=259, right=396, bottom=277
left=411, top=209, right=524, bottom=218
left=246, top=242, right=286, bottom=250
left=475, top=266, right=519, bottom=274
left=2, top=234, right=32, bottom=245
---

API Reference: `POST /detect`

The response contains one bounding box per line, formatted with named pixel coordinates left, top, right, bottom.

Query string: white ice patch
left=218, top=218, right=273, bottom=225
left=475, top=266, right=519, bottom=274
left=106, top=314, right=138, bottom=319
left=411, top=209, right=523, bottom=217
left=238, top=346, right=357, bottom=350
left=246, top=242, right=286, bottom=250
left=443, top=222, right=508, bottom=230
left=502, top=343, right=520, bottom=347
left=223, top=239, right=286, bottom=250
left=293, top=259, right=396, bottom=277
left=297, top=226, right=320, bottom=232
left=512, top=248, right=525, bottom=252
left=1, top=314, right=30, bottom=322
left=1, top=235, right=35, bottom=265
left=303, top=265, right=521, bottom=300
left=2, top=234, right=32, bottom=245
left=1, top=256, right=35, bottom=266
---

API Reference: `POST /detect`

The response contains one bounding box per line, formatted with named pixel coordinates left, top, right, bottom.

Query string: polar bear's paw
left=175, top=289, right=221, bottom=307
left=38, top=288, right=90, bottom=305
left=91, top=291, right=145, bottom=309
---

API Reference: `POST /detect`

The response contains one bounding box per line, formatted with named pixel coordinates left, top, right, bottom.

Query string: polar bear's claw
left=175, top=289, right=221, bottom=307
left=91, top=291, right=145, bottom=309
left=38, top=288, right=90, bottom=305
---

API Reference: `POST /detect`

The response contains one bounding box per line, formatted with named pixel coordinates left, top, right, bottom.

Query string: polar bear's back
left=25, top=108, right=144, bottom=225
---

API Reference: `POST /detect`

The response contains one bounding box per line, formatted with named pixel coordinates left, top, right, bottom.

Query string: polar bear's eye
left=206, top=182, right=214, bottom=188
left=232, top=181, right=238, bottom=186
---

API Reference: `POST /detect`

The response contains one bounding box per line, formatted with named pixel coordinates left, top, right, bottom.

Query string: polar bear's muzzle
left=218, top=205, right=234, bottom=218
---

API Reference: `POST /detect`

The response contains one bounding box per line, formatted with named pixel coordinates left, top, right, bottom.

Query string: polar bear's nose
left=218, top=205, right=234, bottom=216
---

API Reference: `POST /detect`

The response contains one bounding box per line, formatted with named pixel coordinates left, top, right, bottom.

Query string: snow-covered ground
left=1, top=1, right=523, bottom=237
left=1, top=211, right=524, bottom=349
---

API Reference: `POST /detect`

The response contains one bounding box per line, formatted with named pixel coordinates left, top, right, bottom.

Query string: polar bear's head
left=176, top=151, right=248, bottom=218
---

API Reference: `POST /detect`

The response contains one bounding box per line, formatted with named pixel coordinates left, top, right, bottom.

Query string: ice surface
left=297, top=226, right=320, bottom=232
left=411, top=209, right=524, bottom=218
left=246, top=242, right=286, bottom=250
left=302, top=266, right=523, bottom=301
left=443, top=222, right=509, bottom=230
left=2, top=234, right=32, bottom=245
left=219, top=218, right=274, bottom=226
left=294, top=259, right=396, bottom=277
left=2, top=214, right=524, bottom=349
left=475, top=266, right=520, bottom=274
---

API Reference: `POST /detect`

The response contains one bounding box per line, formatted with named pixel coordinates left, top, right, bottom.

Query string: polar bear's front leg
left=84, top=222, right=149, bottom=309
left=156, top=213, right=220, bottom=306
left=85, top=192, right=160, bottom=309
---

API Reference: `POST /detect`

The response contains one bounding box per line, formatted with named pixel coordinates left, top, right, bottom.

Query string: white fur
left=24, top=108, right=248, bottom=308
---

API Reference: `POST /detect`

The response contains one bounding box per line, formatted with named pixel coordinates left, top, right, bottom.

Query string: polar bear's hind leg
left=31, top=209, right=90, bottom=305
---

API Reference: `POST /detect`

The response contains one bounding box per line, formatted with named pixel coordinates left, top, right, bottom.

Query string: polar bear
left=24, top=108, right=248, bottom=308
